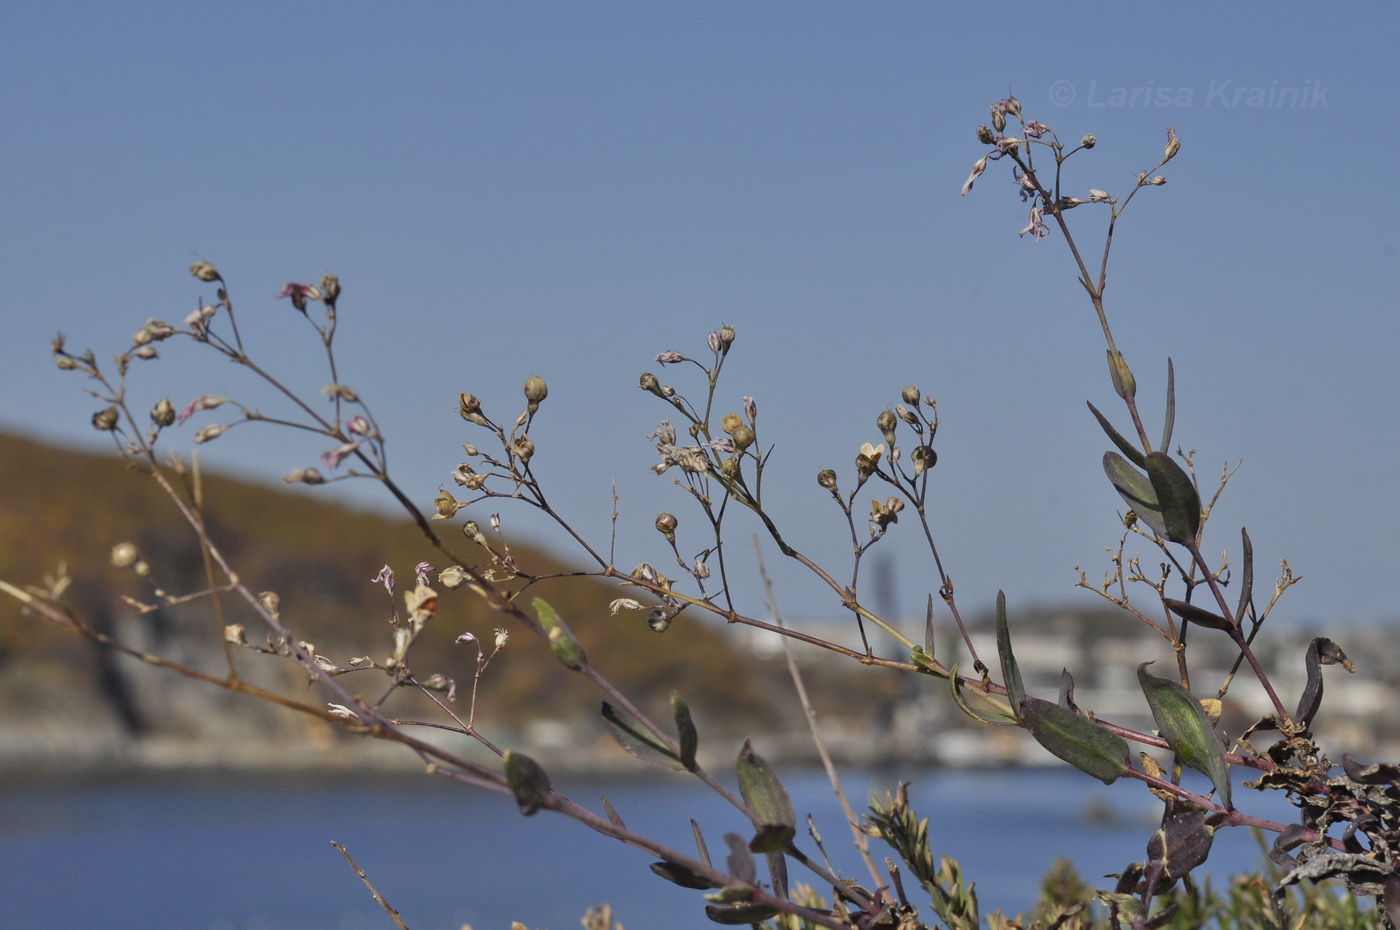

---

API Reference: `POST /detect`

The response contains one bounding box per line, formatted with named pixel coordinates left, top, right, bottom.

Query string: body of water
left=0, top=764, right=1304, bottom=929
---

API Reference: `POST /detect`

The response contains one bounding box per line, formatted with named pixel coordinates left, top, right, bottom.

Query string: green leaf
left=601, top=702, right=685, bottom=771
left=924, top=594, right=936, bottom=656
left=1144, top=452, right=1201, bottom=544
left=503, top=750, right=552, bottom=816
left=671, top=691, right=699, bottom=771
left=736, top=740, right=795, bottom=832
left=1087, top=401, right=1147, bottom=469
left=1163, top=597, right=1234, bottom=633
left=736, top=740, right=793, bottom=897
left=947, top=663, right=1019, bottom=726
left=601, top=795, right=626, bottom=829
left=534, top=596, right=586, bottom=670
left=1020, top=696, right=1129, bottom=784
left=703, top=902, right=780, bottom=925
left=995, top=590, right=1025, bottom=711
left=1237, top=527, right=1254, bottom=625
left=1137, top=663, right=1232, bottom=808
left=650, top=860, right=716, bottom=889
left=692, top=818, right=712, bottom=865
left=1160, top=359, right=1176, bottom=454
left=1103, top=452, right=1169, bottom=538
left=1107, top=349, right=1136, bottom=400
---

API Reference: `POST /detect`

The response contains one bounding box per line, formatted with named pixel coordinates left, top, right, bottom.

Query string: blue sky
left=4, top=1, right=1398, bottom=633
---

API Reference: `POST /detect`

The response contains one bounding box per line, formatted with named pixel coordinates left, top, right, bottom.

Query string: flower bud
left=1088, top=189, right=1110, bottom=203
left=438, top=565, right=470, bottom=589
left=1081, top=133, right=1097, bottom=149
left=110, top=542, right=139, bottom=569
left=91, top=407, right=120, bottom=431
left=1149, top=176, right=1167, bottom=186
left=901, top=385, right=921, bottom=405
left=876, top=409, right=897, bottom=446
left=729, top=424, right=755, bottom=452
left=320, top=273, right=340, bottom=305
left=976, top=124, right=995, bottom=145
left=743, top=395, right=757, bottom=421
left=55, top=356, right=77, bottom=370
left=1107, top=350, right=1136, bottom=400
left=151, top=397, right=175, bottom=428
left=639, top=372, right=665, bottom=397
left=462, top=521, right=486, bottom=544
left=990, top=103, right=1006, bottom=134
left=134, top=346, right=157, bottom=359
left=721, top=412, right=743, bottom=434
left=719, top=324, right=735, bottom=349
left=654, top=512, right=678, bottom=543
left=1162, top=126, right=1180, bottom=164
left=458, top=392, right=488, bottom=427
left=912, top=445, right=938, bottom=476
left=647, top=606, right=676, bottom=633
left=511, top=435, right=535, bottom=463
left=194, top=424, right=225, bottom=443
left=523, top=375, right=548, bottom=414
left=190, top=262, right=221, bottom=282
left=817, top=468, right=838, bottom=491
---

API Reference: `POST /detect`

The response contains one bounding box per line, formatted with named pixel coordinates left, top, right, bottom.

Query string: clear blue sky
left=4, top=1, right=1397, bottom=631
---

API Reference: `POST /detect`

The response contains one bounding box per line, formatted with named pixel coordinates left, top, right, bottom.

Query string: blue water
left=0, top=766, right=1301, bottom=930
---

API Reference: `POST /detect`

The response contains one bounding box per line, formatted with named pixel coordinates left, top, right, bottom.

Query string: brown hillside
left=0, top=431, right=790, bottom=760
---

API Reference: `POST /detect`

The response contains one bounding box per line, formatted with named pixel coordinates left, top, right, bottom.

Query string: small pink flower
left=655, top=350, right=684, bottom=366
left=371, top=565, right=395, bottom=594
left=275, top=282, right=322, bottom=312
left=320, top=440, right=360, bottom=468
left=414, top=561, right=435, bottom=587
left=176, top=394, right=230, bottom=425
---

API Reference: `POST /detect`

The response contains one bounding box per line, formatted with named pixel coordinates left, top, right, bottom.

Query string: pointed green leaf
left=534, top=597, right=586, bottom=670
left=1163, top=598, right=1234, bottom=633
left=503, top=750, right=552, bottom=816
left=1020, top=696, right=1129, bottom=784
left=703, top=902, right=780, bottom=925
left=1144, top=452, right=1201, bottom=544
left=1137, top=663, right=1231, bottom=808
left=736, top=740, right=795, bottom=832
left=1058, top=668, right=1077, bottom=711
left=948, top=663, right=1019, bottom=726
left=995, top=590, right=1025, bottom=711
left=1088, top=401, right=1147, bottom=468
left=692, top=819, right=712, bottom=865
left=601, top=702, right=684, bottom=771
left=601, top=795, right=626, bottom=829
left=1107, top=349, right=1136, bottom=400
left=671, top=691, right=699, bottom=771
left=1237, top=527, right=1254, bottom=625
left=650, top=860, right=715, bottom=889
left=1160, top=359, right=1176, bottom=454
left=924, top=594, right=936, bottom=656
left=1103, top=452, right=1169, bottom=538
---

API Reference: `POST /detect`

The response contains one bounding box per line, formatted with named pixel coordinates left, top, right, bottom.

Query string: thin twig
left=332, top=841, right=410, bottom=930
left=753, top=536, right=886, bottom=897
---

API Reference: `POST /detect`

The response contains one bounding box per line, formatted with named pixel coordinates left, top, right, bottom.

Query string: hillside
left=0, top=430, right=807, bottom=772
